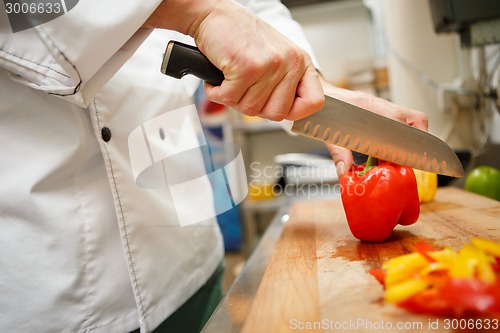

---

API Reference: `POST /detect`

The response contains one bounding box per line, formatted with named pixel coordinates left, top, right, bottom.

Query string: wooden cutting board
left=241, top=187, right=500, bottom=333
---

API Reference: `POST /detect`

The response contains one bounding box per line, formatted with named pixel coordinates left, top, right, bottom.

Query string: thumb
left=326, top=144, right=354, bottom=177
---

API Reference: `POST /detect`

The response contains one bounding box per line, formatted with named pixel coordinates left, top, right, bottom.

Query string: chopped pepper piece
left=370, top=238, right=500, bottom=318
left=471, top=238, right=500, bottom=257
left=385, top=278, right=429, bottom=304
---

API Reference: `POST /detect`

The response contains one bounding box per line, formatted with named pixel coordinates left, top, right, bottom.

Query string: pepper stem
left=359, top=156, right=378, bottom=176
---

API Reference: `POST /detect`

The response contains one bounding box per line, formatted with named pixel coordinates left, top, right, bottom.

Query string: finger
left=326, top=143, right=354, bottom=177
left=286, top=65, right=324, bottom=121
left=204, top=54, right=286, bottom=117
left=254, top=69, right=300, bottom=121
left=379, top=99, right=429, bottom=131
left=232, top=66, right=290, bottom=119
left=405, top=109, right=428, bottom=131
left=204, top=74, right=253, bottom=109
left=238, top=47, right=306, bottom=120
left=253, top=47, right=310, bottom=120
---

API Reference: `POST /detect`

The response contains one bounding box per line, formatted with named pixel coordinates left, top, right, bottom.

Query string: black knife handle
left=161, top=41, right=225, bottom=86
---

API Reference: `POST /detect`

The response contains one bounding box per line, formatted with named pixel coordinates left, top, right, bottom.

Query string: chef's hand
left=143, top=0, right=324, bottom=121
left=321, top=80, right=429, bottom=177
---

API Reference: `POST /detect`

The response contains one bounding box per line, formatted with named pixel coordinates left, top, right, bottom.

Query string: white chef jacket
left=0, top=1, right=318, bottom=332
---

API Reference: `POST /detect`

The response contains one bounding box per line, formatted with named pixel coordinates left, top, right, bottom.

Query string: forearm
left=238, top=0, right=321, bottom=69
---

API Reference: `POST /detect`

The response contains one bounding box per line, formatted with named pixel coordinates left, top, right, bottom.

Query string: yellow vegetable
left=382, top=253, right=428, bottom=287
left=427, top=248, right=458, bottom=264
left=471, top=237, right=500, bottom=257
left=450, top=242, right=497, bottom=284
left=385, top=279, right=429, bottom=303
left=413, top=169, right=438, bottom=203
left=377, top=238, right=500, bottom=306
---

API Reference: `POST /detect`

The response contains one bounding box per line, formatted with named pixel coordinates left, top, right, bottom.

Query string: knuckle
left=302, top=94, right=325, bottom=113
left=421, top=111, right=429, bottom=123
left=419, top=112, right=429, bottom=129
left=270, top=51, right=286, bottom=70
left=219, top=94, right=239, bottom=108
left=240, top=101, right=262, bottom=117
left=285, top=47, right=305, bottom=71
left=266, top=110, right=287, bottom=121
left=311, top=94, right=325, bottom=109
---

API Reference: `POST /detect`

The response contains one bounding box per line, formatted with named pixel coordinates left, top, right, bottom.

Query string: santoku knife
left=160, top=41, right=464, bottom=178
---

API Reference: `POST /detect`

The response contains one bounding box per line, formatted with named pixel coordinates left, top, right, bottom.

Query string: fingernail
left=336, top=161, right=346, bottom=177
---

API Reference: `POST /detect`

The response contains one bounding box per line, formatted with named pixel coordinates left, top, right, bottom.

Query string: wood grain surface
left=241, top=187, right=500, bottom=333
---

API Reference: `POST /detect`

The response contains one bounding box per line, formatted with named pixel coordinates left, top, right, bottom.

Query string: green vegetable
left=464, top=165, right=500, bottom=201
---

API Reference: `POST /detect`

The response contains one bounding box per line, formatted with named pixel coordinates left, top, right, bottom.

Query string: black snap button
left=101, top=127, right=112, bottom=142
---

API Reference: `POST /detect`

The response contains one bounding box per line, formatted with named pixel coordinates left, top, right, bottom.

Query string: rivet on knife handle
left=161, top=41, right=224, bottom=86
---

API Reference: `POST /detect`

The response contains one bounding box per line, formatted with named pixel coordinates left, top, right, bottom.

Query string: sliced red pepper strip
left=492, top=257, right=500, bottom=273
left=398, top=288, right=455, bottom=317
left=415, top=241, right=437, bottom=263
left=369, top=268, right=386, bottom=286
left=401, top=279, right=500, bottom=318
left=440, top=279, right=500, bottom=317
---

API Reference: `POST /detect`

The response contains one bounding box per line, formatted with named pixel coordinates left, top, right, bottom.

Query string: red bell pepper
left=340, top=156, right=420, bottom=242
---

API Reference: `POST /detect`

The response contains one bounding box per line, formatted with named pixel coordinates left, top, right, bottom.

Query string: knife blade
left=160, top=41, right=464, bottom=178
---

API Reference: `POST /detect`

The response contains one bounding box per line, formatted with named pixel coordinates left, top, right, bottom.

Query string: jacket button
left=101, top=127, right=112, bottom=142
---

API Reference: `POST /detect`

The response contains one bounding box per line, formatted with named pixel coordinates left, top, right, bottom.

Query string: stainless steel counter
left=201, top=207, right=289, bottom=333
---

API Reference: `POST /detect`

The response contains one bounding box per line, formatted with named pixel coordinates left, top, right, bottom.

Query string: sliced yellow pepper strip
left=382, top=252, right=427, bottom=270
left=450, top=244, right=479, bottom=279
left=471, top=238, right=500, bottom=257
left=385, top=278, right=429, bottom=304
left=383, top=253, right=428, bottom=287
left=427, top=248, right=458, bottom=264
left=375, top=238, right=500, bottom=309
left=420, top=261, right=450, bottom=276
left=474, top=246, right=497, bottom=284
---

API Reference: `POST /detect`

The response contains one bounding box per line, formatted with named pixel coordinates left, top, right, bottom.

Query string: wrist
left=143, top=0, right=221, bottom=36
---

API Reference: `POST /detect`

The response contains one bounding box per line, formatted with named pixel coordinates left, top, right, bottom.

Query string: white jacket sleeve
left=237, top=0, right=321, bottom=70
left=0, top=0, right=161, bottom=107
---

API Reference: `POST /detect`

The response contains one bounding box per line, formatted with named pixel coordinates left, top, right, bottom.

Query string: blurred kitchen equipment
left=429, top=0, right=500, bottom=47
left=273, top=153, right=338, bottom=185
left=383, top=0, right=500, bottom=185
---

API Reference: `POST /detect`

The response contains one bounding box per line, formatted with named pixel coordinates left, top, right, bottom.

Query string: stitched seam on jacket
left=92, top=99, right=148, bottom=328
left=0, top=47, right=82, bottom=96
left=0, top=48, right=70, bottom=77
left=74, top=166, right=97, bottom=331
left=35, top=26, right=83, bottom=96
